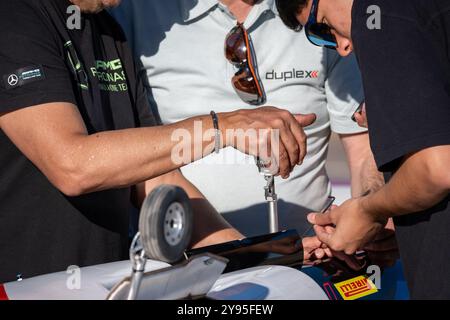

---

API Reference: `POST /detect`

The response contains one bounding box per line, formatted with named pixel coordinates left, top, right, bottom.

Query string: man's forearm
left=67, top=107, right=314, bottom=195
left=71, top=115, right=217, bottom=195
left=0, top=102, right=219, bottom=196
left=144, top=170, right=242, bottom=248
left=341, top=132, right=384, bottom=197
left=1, top=102, right=315, bottom=197
left=356, top=154, right=384, bottom=197
left=362, top=146, right=450, bottom=219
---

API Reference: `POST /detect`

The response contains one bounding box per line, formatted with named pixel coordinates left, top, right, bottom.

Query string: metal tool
left=301, top=196, right=336, bottom=238
left=256, top=158, right=279, bottom=233
left=127, top=234, right=147, bottom=300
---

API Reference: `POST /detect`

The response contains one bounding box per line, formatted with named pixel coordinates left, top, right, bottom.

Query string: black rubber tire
left=139, top=185, right=193, bottom=263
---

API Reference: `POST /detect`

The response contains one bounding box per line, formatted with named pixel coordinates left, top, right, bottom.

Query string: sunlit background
left=326, top=133, right=352, bottom=205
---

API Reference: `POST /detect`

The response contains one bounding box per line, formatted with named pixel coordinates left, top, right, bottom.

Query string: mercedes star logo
left=7, top=74, right=19, bottom=87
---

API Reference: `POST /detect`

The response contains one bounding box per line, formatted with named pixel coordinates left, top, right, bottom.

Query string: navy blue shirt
left=352, top=0, right=450, bottom=299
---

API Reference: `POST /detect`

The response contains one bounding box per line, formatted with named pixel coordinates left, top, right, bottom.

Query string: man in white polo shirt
left=112, top=0, right=396, bottom=262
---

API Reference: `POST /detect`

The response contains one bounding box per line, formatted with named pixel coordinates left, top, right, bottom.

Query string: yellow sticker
left=334, top=275, right=378, bottom=300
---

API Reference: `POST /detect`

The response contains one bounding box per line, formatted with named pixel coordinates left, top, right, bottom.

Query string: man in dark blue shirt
left=276, top=0, right=450, bottom=299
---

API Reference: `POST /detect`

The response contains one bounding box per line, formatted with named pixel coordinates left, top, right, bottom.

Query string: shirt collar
left=182, top=0, right=219, bottom=22
left=268, top=0, right=279, bottom=16
left=243, top=0, right=278, bottom=29
left=260, top=0, right=277, bottom=14
left=182, top=0, right=279, bottom=23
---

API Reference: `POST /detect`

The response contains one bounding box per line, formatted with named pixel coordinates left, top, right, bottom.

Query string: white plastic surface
left=208, top=265, right=328, bottom=300
left=4, top=260, right=169, bottom=300
left=4, top=262, right=328, bottom=300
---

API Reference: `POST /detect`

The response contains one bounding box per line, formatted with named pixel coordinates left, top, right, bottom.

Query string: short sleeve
left=353, top=11, right=450, bottom=171
left=325, top=51, right=366, bottom=135
left=0, top=1, right=76, bottom=113
left=134, top=63, right=161, bottom=127
left=110, top=3, right=161, bottom=127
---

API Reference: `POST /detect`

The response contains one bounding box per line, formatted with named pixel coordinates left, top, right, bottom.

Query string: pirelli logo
left=334, top=276, right=378, bottom=300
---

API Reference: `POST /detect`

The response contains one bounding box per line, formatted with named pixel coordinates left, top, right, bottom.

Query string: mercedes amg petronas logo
left=7, top=74, right=19, bottom=87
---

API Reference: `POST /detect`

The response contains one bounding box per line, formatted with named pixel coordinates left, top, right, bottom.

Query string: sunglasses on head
left=305, top=0, right=337, bottom=49
left=225, top=23, right=266, bottom=105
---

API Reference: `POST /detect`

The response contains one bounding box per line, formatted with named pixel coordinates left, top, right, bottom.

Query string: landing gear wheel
left=139, top=185, right=193, bottom=263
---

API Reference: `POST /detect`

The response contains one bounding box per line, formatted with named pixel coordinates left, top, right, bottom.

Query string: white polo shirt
left=112, top=0, right=366, bottom=236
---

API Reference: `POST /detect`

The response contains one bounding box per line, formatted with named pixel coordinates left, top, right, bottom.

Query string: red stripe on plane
left=0, top=284, right=9, bottom=300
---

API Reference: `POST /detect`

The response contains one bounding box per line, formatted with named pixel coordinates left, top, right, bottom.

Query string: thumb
left=302, top=236, right=322, bottom=250
left=307, top=211, right=334, bottom=226
left=294, top=113, right=316, bottom=127
left=313, top=225, right=334, bottom=248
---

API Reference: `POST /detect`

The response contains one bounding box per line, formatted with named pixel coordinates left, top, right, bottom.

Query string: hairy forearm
left=144, top=171, right=242, bottom=248
left=189, top=198, right=243, bottom=248
left=341, top=133, right=384, bottom=197
left=59, top=115, right=217, bottom=195
left=362, top=146, right=450, bottom=219
left=165, top=177, right=243, bottom=248
left=0, top=102, right=221, bottom=196
left=356, top=154, right=384, bottom=197
left=1, top=102, right=316, bottom=197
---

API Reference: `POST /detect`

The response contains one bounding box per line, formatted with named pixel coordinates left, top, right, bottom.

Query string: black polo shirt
left=0, top=0, right=157, bottom=282
left=352, top=0, right=450, bottom=299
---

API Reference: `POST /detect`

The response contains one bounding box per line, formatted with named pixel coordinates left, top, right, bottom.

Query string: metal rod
left=268, top=198, right=279, bottom=233
left=265, top=177, right=279, bottom=233
left=127, top=233, right=147, bottom=300
left=255, top=157, right=280, bottom=234
left=127, top=251, right=146, bottom=300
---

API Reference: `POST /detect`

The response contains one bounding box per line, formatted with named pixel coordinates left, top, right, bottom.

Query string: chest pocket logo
left=265, top=69, right=319, bottom=82
left=64, top=40, right=89, bottom=90
left=7, top=74, right=19, bottom=87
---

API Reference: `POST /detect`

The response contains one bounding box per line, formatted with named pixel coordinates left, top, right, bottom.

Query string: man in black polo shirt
left=0, top=0, right=319, bottom=283
left=276, top=0, right=450, bottom=298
